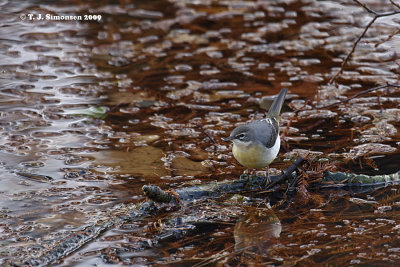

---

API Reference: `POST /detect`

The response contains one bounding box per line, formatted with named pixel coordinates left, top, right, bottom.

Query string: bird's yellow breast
left=232, top=142, right=271, bottom=169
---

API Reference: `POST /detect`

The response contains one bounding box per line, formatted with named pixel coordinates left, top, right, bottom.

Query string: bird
left=223, top=88, right=288, bottom=179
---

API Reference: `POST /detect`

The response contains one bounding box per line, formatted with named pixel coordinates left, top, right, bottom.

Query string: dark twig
left=329, top=0, right=400, bottom=84
left=390, top=0, right=400, bottom=9
left=196, top=122, right=216, bottom=144
left=353, top=0, right=376, bottom=14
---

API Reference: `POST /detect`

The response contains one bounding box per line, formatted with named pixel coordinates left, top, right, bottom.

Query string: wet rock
left=188, top=148, right=209, bottom=162
left=170, top=156, right=210, bottom=176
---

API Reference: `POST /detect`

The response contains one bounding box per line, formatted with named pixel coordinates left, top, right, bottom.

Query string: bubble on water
left=20, top=161, right=45, bottom=168
left=202, top=81, right=237, bottom=90
left=174, top=64, right=192, bottom=72
left=199, top=69, right=221, bottom=75
left=138, top=35, right=159, bottom=44
left=298, top=109, right=337, bottom=119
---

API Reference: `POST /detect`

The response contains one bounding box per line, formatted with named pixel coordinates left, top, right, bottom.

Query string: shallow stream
left=1, top=0, right=400, bottom=265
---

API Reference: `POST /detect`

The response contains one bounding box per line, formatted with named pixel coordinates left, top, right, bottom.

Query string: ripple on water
left=0, top=2, right=132, bottom=264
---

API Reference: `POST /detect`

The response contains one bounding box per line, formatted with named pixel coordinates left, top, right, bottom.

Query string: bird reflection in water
left=234, top=207, right=281, bottom=255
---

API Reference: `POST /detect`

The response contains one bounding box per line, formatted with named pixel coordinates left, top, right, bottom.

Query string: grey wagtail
left=223, top=88, right=288, bottom=174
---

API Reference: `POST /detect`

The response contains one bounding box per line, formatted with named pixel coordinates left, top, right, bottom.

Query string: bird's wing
left=249, top=118, right=279, bottom=148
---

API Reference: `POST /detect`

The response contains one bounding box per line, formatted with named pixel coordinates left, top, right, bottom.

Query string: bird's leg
left=262, top=166, right=271, bottom=186
left=239, top=169, right=250, bottom=180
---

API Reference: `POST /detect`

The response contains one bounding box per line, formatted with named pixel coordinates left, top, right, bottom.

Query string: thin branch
left=329, top=1, right=400, bottom=84
left=353, top=0, right=400, bottom=17
left=329, top=16, right=377, bottom=84
left=390, top=0, right=400, bottom=10
left=375, top=28, right=400, bottom=47
left=353, top=0, right=377, bottom=14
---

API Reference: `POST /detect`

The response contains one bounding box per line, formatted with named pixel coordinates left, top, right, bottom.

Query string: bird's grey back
left=248, top=118, right=278, bottom=148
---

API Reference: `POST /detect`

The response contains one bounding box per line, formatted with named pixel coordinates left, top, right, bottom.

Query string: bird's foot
left=239, top=173, right=249, bottom=180
left=240, top=169, right=258, bottom=181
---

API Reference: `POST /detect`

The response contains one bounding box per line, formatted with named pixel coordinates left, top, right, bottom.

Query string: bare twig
left=353, top=0, right=376, bottom=14
left=329, top=0, right=400, bottom=84
left=375, top=28, right=400, bottom=47
left=390, top=0, right=400, bottom=9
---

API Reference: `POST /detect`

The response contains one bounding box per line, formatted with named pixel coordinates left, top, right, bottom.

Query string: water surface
left=1, top=0, right=400, bottom=265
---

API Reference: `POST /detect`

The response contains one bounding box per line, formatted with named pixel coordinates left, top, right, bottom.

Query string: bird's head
left=223, top=125, right=254, bottom=145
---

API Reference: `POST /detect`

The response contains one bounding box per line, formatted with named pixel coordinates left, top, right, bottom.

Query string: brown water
left=1, top=0, right=400, bottom=266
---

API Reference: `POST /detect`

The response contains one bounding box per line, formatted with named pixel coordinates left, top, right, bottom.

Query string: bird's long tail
left=267, top=88, right=288, bottom=118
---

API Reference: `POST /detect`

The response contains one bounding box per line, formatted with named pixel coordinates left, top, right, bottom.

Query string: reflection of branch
left=196, top=122, right=216, bottom=144
left=375, top=28, right=400, bottom=47
left=317, top=83, right=400, bottom=109
left=329, top=0, right=400, bottom=84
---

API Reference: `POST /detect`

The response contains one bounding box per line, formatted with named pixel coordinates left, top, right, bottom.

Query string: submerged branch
left=25, top=205, right=151, bottom=266
left=144, top=157, right=306, bottom=204
left=318, top=171, right=400, bottom=189
left=142, top=184, right=179, bottom=204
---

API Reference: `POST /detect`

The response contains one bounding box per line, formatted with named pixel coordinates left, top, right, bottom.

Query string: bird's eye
left=235, top=133, right=245, bottom=140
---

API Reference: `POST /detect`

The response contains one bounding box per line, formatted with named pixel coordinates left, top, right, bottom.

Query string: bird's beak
left=223, top=136, right=232, bottom=142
